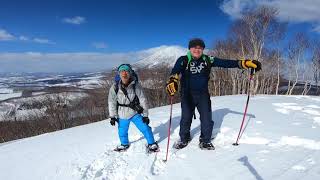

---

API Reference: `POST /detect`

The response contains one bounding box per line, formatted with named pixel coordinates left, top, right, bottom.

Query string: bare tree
left=262, top=49, right=285, bottom=95
left=275, top=49, right=283, bottom=95
left=286, top=32, right=309, bottom=95
left=312, top=41, right=320, bottom=86
left=229, top=6, right=286, bottom=94
left=43, top=93, right=70, bottom=130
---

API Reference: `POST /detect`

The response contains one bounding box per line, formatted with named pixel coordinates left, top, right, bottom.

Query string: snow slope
left=1, top=95, right=320, bottom=180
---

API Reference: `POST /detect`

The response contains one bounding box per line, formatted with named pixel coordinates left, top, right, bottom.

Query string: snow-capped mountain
left=1, top=95, right=320, bottom=180
left=133, top=45, right=187, bottom=69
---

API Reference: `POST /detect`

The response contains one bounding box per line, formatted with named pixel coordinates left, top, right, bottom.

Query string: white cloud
left=33, top=38, right=55, bottom=44
left=92, top=42, right=108, bottom=49
left=220, top=0, right=320, bottom=33
left=220, top=0, right=253, bottom=19
left=313, top=25, right=320, bottom=33
left=0, top=29, right=15, bottom=41
left=0, top=46, right=185, bottom=73
left=0, top=52, right=128, bottom=73
left=19, top=36, right=29, bottom=41
left=0, top=29, right=54, bottom=44
left=20, top=36, right=54, bottom=44
left=269, top=0, right=320, bottom=23
left=0, top=51, right=141, bottom=73
left=62, top=16, right=86, bottom=25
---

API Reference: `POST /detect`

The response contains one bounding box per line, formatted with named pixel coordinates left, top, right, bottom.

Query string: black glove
left=110, top=117, right=119, bottom=126
left=142, top=117, right=150, bottom=125
left=251, top=60, right=262, bottom=72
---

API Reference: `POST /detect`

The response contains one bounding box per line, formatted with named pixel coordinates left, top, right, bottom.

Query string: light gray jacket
left=108, top=79, right=149, bottom=119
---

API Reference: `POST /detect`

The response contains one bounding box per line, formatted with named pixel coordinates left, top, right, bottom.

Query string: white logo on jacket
left=190, top=62, right=206, bottom=74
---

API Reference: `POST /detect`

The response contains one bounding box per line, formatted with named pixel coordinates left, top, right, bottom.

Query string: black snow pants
left=179, top=91, right=214, bottom=143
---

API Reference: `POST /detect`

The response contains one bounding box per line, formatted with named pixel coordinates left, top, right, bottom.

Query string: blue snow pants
left=118, top=114, right=155, bottom=145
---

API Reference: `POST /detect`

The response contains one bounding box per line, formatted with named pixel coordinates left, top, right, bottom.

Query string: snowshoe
left=199, top=142, right=215, bottom=150
left=173, top=141, right=188, bottom=149
left=114, top=144, right=130, bottom=152
left=146, top=142, right=160, bottom=153
left=173, top=136, right=192, bottom=149
left=173, top=140, right=191, bottom=150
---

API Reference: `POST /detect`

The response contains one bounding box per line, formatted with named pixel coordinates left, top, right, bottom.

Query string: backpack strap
left=117, top=83, right=131, bottom=107
left=114, top=82, right=119, bottom=94
left=116, top=81, right=142, bottom=113
left=202, top=55, right=213, bottom=77
left=120, top=82, right=137, bottom=103
left=114, top=77, right=136, bottom=95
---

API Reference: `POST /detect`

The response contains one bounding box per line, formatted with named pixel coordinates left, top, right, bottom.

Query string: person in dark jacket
left=166, top=38, right=261, bottom=150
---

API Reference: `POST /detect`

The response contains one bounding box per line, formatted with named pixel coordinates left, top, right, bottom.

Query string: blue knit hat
left=118, top=64, right=132, bottom=74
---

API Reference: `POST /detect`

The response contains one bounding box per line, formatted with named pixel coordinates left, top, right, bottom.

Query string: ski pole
left=233, top=68, right=255, bottom=146
left=164, top=96, right=173, bottom=162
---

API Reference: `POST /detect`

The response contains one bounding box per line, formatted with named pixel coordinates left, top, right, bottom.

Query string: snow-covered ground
left=0, top=86, right=21, bottom=101
left=0, top=72, right=106, bottom=94
left=0, top=95, right=320, bottom=180
left=0, top=87, right=14, bottom=94
left=0, top=92, right=22, bottom=101
left=0, top=92, right=87, bottom=120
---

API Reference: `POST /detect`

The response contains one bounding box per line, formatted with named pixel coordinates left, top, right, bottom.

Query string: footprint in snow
left=291, top=165, right=306, bottom=172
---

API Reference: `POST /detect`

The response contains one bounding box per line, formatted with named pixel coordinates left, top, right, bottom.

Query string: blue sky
left=0, top=0, right=320, bottom=73
left=0, top=0, right=232, bottom=53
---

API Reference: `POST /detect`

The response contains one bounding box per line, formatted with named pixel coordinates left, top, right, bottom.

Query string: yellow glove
left=240, top=59, right=262, bottom=71
left=166, top=74, right=179, bottom=96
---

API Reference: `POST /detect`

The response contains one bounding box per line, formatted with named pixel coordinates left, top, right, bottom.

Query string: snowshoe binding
left=114, top=144, right=130, bottom=152
left=146, top=142, right=160, bottom=153
left=173, top=137, right=191, bottom=149
left=199, top=142, right=215, bottom=150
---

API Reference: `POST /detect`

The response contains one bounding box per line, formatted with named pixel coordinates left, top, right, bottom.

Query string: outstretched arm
left=211, top=57, right=262, bottom=71
left=211, top=57, right=241, bottom=68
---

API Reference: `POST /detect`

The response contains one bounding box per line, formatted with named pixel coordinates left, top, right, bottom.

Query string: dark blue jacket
left=170, top=54, right=241, bottom=94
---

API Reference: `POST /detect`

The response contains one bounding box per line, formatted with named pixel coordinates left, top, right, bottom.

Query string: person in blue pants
left=108, top=64, right=159, bottom=152
left=117, top=114, right=155, bottom=146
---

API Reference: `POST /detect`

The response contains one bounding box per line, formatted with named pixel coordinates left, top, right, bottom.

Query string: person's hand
left=166, top=74, right=179, bottom=96
left=142, top=117, right=150, bottom=125
left=110, top=117, right=119, bottom=126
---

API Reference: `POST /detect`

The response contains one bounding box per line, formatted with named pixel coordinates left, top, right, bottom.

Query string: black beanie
left=188, top=38, right=205, bottom=49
